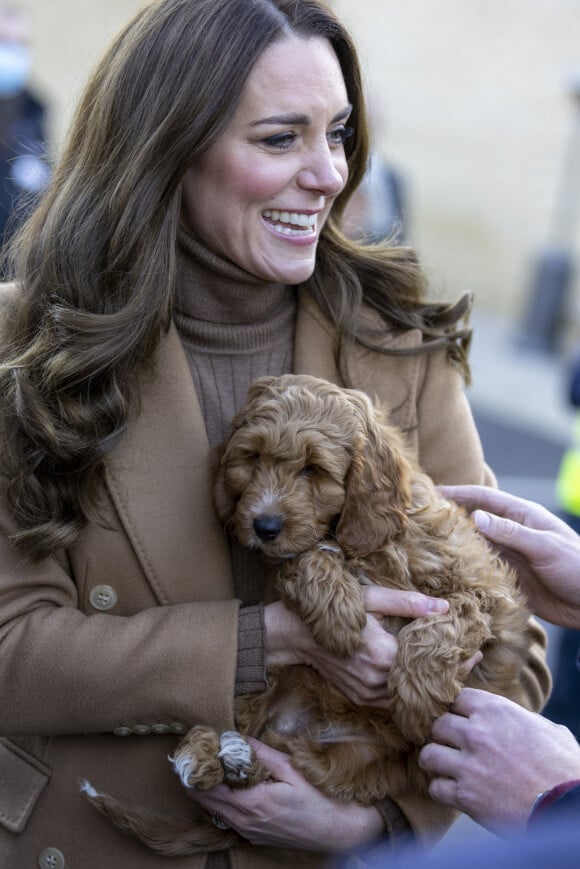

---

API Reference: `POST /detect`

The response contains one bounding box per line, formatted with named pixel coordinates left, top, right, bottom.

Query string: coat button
left=89, top=585, right=118, bottom=611
left=133, top=724, right=151, bottom=735
left=169, top=722, right=187, bottom=734
left=38, top=847, right=66, bottom=868
left=152, top=723, right=171, bottom=734
left=113, top=726, right=132, bottom=736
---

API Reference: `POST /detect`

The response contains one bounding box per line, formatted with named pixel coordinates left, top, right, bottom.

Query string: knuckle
left=428, top=778, right=446, bottom=801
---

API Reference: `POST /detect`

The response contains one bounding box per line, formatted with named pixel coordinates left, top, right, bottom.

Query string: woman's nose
left=297, top=145, right=346, bottom=197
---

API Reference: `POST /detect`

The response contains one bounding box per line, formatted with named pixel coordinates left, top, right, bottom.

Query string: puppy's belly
left=257, top=668, right=321, bottom=737
left=266, top=693, right=317, bottom=737
left=239, top=667, right=379, bottom=754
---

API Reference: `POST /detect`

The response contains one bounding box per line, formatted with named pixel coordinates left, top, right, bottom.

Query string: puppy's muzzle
left=253, top=515, right=283, bottom=542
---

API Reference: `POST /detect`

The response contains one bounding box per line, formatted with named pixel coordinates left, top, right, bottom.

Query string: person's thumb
left=246, top=738, right=296, bottom=781
left=472, top=509, right=520, bottom=543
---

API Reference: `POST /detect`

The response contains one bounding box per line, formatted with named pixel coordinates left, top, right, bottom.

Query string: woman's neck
left=174, top=224, right=291, bottom=328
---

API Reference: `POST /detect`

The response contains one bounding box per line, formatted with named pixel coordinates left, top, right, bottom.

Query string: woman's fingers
left=363, top=585, right=449, bottom=618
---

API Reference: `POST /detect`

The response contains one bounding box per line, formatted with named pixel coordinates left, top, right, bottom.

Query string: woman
left=0, top=1, right=550, bottom=867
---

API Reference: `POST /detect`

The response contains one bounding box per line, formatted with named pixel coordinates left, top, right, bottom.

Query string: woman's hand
left=419, top=687, right=580, bottom=834
left=186, top=739, right=384, bottom=852
left=440, top=485, right=580, bottom=629
left=264, top=588, right=449, bottom=708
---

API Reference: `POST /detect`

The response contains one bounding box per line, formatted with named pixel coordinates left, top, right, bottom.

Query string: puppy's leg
left=388, top=608, right=492, bottom=745
left=277, top=547, right=366, bottom=657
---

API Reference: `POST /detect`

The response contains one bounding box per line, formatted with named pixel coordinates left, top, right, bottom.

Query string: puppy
left=83, top=374, right=534, bottom=855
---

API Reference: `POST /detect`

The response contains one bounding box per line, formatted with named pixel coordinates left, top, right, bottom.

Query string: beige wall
left=24, top=1, right=580, bottom=332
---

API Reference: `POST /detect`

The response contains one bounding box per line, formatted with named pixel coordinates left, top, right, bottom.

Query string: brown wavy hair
left=0, top=0, right=471, bottom=560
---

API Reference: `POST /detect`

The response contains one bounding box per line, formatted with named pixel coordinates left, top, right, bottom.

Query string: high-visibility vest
left=556, top=415, right=580, bottom=516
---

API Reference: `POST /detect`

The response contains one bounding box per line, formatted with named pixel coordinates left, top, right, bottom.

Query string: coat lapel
left=104, top=323, right=233, bottom=605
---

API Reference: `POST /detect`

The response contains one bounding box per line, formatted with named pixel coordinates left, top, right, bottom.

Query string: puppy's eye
left=299, top=465, right=317, bottom=477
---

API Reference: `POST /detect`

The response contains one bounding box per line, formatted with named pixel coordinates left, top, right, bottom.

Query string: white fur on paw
left=79, top=779, right=98, bottom=798
left=218, top=731, right=252, bottom=783
left=168, top=752, right=196, bottom=789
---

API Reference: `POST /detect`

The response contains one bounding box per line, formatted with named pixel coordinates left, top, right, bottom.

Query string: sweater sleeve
left=235, top=604, right=268, bottom=696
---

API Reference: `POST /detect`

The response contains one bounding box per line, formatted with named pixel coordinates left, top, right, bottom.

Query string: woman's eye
left=262, top=132, right=297, bottom=150
left=327, top=125, right=354, bottom=147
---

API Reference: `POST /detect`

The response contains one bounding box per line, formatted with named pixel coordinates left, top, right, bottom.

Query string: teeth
left=263, top=209, right=316, bottom=230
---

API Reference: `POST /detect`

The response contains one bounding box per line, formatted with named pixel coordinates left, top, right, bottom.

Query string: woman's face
left=182, top=35, right=351, bottom=284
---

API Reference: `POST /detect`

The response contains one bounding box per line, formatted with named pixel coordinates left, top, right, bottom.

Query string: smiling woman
left=181, top=36, right=350, bottom=284
left=0, top=1, right=550, bottom=868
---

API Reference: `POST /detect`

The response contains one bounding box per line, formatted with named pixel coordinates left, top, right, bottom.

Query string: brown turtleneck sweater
left=173, top=226, right=297, bottom=696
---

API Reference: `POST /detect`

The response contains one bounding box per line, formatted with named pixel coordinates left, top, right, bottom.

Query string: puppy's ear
left=335, top=394, right=412, bottom=556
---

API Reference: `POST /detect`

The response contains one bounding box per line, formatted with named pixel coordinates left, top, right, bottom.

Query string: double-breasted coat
left=0, top=287, right=550, bottom=869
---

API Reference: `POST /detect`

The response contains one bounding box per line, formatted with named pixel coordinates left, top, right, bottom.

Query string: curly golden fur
left=83, top=374, right=533, bottom=855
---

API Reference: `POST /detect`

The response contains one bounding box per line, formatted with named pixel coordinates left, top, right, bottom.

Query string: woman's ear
left=335, top=395, right=412, bottom=557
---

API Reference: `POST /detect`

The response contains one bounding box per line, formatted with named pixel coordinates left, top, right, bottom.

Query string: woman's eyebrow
left=250, top=104, right=353, bottom=127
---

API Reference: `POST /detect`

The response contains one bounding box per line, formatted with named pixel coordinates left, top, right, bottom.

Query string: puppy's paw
left=169, top=725, right=224, bottom=791
left=218, top=731, right=254, bottom=786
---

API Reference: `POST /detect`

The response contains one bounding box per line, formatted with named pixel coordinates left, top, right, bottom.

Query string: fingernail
left=473, top=510, right=490, bottom=530
left=426, top=598, right=449, bottom=613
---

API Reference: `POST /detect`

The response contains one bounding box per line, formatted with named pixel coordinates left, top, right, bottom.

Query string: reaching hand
left=419, top=688, right=580, bottom=834
left=440, top=485, right=580, bottom=629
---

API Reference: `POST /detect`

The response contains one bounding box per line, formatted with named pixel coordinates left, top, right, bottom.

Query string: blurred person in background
left=340, top=90, right=408, bottom=244
left=0, top=4, right=50, bottom=267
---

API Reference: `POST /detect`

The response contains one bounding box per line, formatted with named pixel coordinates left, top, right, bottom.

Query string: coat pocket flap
left=0, top=738, right=51, bottom=833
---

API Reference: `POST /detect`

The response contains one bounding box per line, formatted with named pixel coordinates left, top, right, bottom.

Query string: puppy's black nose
left=253, top=516, right=283, bottom=542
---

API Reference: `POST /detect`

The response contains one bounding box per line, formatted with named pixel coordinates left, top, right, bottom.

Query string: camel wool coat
left=0, top=287, right=551, bottom=869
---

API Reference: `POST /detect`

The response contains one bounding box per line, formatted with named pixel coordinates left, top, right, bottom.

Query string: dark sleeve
left=568, top=354, right=580, bottom=408
left=528, top=780, right=580, bottom=824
